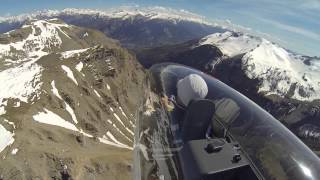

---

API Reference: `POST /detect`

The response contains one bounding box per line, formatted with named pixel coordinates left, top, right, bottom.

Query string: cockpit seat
left=181, top=99, right=215, bottom=142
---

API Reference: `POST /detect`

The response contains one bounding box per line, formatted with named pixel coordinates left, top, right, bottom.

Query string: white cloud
left=259, top=18, right=320, bottom=40
left=299, top=0, right=320, bottom=10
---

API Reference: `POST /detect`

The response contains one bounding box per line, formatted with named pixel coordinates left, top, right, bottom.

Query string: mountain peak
left=199, top=31, right=320, bottom=101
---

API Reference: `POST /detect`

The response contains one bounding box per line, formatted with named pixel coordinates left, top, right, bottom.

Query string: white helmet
left=177, top=74, right=208, bottom=107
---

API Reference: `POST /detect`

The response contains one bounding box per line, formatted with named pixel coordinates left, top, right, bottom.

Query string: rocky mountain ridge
left=0, top=19, right=145, bottom=180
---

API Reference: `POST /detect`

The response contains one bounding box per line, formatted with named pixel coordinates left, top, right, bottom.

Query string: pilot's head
left=177, top=74, right=208, bottom=107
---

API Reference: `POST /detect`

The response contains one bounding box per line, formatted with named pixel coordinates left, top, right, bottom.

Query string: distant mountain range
left=0, top=7, right=226, bottom=49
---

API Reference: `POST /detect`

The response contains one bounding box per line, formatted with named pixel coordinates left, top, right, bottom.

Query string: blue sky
left=0, top=0, right=319, bottom=56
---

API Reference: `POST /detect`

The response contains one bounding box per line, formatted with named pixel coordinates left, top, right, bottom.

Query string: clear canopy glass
left=134, top=63, right=320, bottom=180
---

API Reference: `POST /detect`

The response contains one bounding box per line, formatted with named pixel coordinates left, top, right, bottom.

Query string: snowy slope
left=0, top=19, right=141, bottom=157
left=0, top=124, right=14, bottom=153
left=199, top=31, right=261, bottom=57
left=0, top=19, right=73, bottom=115
left=199, top=31, right=320, bottom=101
left=0, top=19, right=70, bottom=61
left=243, top=39, right=320, bottom=101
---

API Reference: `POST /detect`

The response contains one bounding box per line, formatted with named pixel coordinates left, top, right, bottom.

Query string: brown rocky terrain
left=0, top=19, right=145, bottom=180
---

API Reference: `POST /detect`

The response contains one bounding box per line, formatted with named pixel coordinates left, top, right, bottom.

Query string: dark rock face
left=62, top=15, right=224, bottom=49
left=0, top=21, right=24, bottom=33
left=136, top=40, right=223, bottom=69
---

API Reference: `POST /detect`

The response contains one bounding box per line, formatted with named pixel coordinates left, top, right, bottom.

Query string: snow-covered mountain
left=0, top=19, right=144, bottom=179
left=199, top=31, right=320, bottom=102
left=0, top=7, right=226, bottom=49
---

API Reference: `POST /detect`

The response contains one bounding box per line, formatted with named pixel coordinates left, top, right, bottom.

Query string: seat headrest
left=214, top=98, right=240, bottom=125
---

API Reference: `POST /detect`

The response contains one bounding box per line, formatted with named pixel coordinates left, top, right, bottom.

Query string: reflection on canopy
left=134, top=63, right=320, bottom=180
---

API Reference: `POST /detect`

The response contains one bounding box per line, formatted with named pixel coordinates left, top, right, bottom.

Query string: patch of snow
left=119, top=106, right=128, bottom=119
left=0, top=106, right=6, bottom=116
left=107, top=119, right=132, bottom=142
left=129, top=119, right=135, bottom=128
left=107, top=66, right=115, bottom=71
left=75, top=62, right=84, bottom=72
left=83, top=32, right=89, bottom=37
left=13, top=101, right=21, bottom=107
left=0, top=20, right=68, bottom=61
left=61, top=65, right=78, bottom=85
left=199, top=31, right=261, bottom=57
left=0, top=124, right=14, bottom=153
left=0, top=62, right=43, bottom=109
left=51, top=80, right=77, bottom=123
left=61, top=48, right=89, bottom=59
left=107, top=119, right=113, bottom=124
left=64, top=102, right=78, bottom=124
left=33, top=108, right=78, bottom=131
left=33, top=109, right=132, bottom=149
left=106, top=84, right=111, bottom=90
left=11, top=148, right=18, bottom=155
left=51, top=80, right=62, bottom=100
left=94, top=90, right=101, bottom=98
left=113, top=113, right=133, bottom=136
left=79, top=129, right=93, bottom=138
left=98, top=136, right=132, bottom=150
left=126, top=127, right=134, bottom=136
left=106, top=131, right=129, bottom=147
left=32, top=19, right=71, bottom=40
left=0, top=20, right=74, bottom=109
left=110, top=107, right=114, bottom=112
left=113, top=113, right=125, bottom=127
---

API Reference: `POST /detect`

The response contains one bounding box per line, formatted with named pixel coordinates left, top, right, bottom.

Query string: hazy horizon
left=0, top=0, right=319, bottom=57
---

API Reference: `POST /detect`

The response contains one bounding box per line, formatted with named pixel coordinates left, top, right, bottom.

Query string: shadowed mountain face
left=136, top=39, right=223, bottom=69
left=61, top=15, right=224, bottom=49
left=0, top=19, right=145, bottom=179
